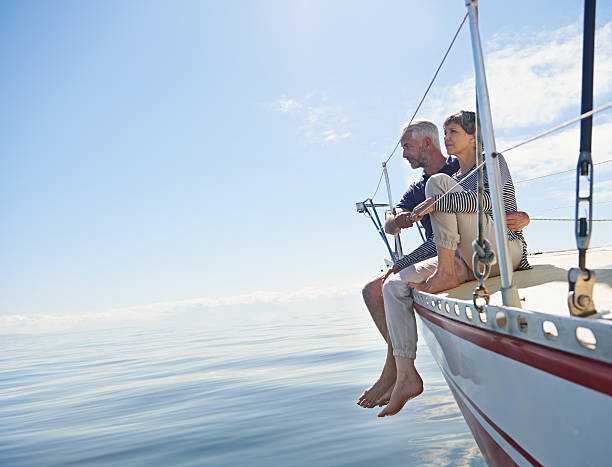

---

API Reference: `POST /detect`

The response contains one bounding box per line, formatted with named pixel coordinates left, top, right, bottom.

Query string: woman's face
left=443, top=122, right=476, bottom=157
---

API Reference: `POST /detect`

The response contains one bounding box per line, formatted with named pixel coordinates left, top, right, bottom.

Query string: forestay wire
left=516, top=159, right=612, bottom=184
left=370, top=12, right=469, bottom=201
left=430, top=100, right=612, bottom=208
left=500, top=101, right=612, bottom=154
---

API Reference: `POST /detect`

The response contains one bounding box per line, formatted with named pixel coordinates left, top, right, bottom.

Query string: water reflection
left=1, top=298, right=483, bottom=466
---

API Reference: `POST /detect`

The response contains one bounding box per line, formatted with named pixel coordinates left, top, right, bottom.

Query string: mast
left=465, top=1, right=521, bottom=308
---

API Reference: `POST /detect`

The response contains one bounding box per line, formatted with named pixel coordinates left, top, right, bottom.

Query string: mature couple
left=358, top=111, right=530, bottom=417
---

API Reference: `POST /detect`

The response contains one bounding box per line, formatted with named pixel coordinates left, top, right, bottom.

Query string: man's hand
left=385, top=209, right=413, bottom=234
left=506, top=210, right=530, bottom=232
left=382, top=262, right=402, bottom=282
left=411, top=197, right=435, bottom=222
left=394, top=211, right=414, bottom=230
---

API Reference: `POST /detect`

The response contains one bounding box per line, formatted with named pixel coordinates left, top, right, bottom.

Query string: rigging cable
left=370, top=12, right=469, bottom=200
left=515, top=159, right=612, bottom=184
left=530, top=218, right=612, bottom=222
left=430, top=100, right=612, bottom=207
left=531, top=200, right=612, bottom=213
left=500, top=101, right=612, bottom=154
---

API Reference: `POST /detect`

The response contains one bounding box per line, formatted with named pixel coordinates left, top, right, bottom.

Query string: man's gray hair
left=400, top=120, right=440, bottom=149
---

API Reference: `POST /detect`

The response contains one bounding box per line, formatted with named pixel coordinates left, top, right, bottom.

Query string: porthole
left=575, top=326, right=596, bottom=350
left=542, top=321, right=558, bottom=340
left=517, top=316, right=528, bottom=333
left=495, top=311, right=507, bottom=329
left=479, top=310, right=487, bottom=324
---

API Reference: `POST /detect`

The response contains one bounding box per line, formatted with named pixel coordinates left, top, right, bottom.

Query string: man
left=357, top=120, right=529, bottom=409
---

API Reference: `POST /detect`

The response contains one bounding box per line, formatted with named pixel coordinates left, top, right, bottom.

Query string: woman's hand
left=410, top=197, right=436, bottom=222
left=506, top=210, right=530, bottom=231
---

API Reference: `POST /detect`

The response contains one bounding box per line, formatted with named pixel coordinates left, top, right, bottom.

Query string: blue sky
left=2, top=0, right=612, bottom=327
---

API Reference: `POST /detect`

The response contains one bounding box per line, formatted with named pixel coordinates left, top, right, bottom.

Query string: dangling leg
left=377, top=259, right=437, bottom=416
left=357, top=274, right=397, bottom=408
left=378, top=356, right=424, bottom=417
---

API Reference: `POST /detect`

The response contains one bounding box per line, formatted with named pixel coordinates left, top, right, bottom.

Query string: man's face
left=401, top=131, right=429, bottom=170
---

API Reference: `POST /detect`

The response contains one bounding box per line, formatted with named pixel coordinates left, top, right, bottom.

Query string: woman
left=409, top=110, right=528, bottom=293
left=378, top=110, right=528, bottom=417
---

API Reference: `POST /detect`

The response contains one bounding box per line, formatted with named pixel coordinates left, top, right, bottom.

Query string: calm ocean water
left=1, top=296, right=484, bottom=466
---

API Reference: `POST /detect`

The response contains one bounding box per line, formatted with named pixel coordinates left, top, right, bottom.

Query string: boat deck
left=440, top=246, right=612, bottom=320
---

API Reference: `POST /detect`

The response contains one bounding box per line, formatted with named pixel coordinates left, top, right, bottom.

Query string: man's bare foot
left=377, top=375, right=424, bottom=417
left=357, top=373, right=396, bottom=408
left=408, top=268, right=460, bottom=294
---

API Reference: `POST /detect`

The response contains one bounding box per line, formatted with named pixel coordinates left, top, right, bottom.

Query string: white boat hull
left=416, top=303, right=612, bottom=466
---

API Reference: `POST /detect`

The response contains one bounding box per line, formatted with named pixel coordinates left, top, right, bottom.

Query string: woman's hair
left=444, top=110, right=476, bottom=135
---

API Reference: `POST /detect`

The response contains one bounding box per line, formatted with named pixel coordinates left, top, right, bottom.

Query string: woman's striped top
left=433, top=152, right=531, bottom=271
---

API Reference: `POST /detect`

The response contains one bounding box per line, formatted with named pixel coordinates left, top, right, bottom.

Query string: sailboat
left=358, top=1, right=612, bottom=465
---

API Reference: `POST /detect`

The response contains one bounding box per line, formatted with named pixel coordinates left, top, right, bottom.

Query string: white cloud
left=0, top=283, right=362, bottom=334
left=272, top=93, right=351, bottom=144
left=499, top=116, right=612, bottom=180
left=423, top=20, right=612, bottom=132
left=113, top=283, right=361, bottom=312
left=417, top=19, right=612, bottom=198
left=593, top=179, right=612, bottom=202
left=321, top=129, right=351, bottom=142
left=275, top=94, right=303, bottom=113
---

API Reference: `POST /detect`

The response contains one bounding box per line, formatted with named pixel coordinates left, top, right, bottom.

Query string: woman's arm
left=434, top=154, right=512, bottom=214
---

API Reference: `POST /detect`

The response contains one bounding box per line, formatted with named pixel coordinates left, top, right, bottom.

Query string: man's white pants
left=383, top=173, right=523, bottom=359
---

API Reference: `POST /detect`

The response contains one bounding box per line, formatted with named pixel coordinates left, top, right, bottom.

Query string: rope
left=471, top=104, right=495, bottom=313
left=370, top=13, right=469, bottom=200
left=384, top=12, right=469, bottom=165
left=370, top=170, right=386, bottom=201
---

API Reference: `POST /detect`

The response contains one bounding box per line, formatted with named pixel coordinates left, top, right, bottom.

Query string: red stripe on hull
left=443, top=368, right=542, bottom=466
left=415, top=303, right=612, bottom=396
left=447, top=383, right=518, bottom=467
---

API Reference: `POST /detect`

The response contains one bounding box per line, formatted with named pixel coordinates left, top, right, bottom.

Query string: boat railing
left=412, top=289, right=612, bottom=364
left=356, top=198, right=397, bottom=263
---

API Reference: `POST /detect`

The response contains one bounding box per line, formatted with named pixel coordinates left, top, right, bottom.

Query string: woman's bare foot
left=377, top=374, right=424, bottom=417
left=357, top=371, right=396, bottom=408
left=375, top=385, right=393, bottom=406
left=409, top=268, right=459, bottom=294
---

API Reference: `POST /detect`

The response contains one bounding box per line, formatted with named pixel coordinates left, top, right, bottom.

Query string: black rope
left=383, top=12, right=469, bottom=166
left=370, top=170, right=386, bottom=202
left=370, top=13, right=469, bottom=201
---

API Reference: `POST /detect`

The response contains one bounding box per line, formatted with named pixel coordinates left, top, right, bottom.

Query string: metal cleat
left=568, top=267, right=597, bottom=317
